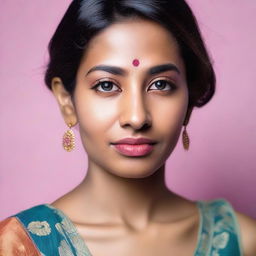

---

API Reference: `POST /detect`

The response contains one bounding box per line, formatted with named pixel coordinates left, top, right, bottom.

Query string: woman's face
left=72, top=18, right=189, bottom=178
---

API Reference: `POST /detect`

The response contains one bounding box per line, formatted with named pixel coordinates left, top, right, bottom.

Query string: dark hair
left=44, top=0, right=216, bottom=108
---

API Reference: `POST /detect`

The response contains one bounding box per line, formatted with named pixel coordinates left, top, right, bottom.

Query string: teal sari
left=14, top=198, right=242, bottom=255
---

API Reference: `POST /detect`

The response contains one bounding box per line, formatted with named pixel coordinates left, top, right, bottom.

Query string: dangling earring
left=62, top=123, right=75, bottom=152
left=182, top=125, right=190, bottom=150
left=182, top=106, right=192, bottom=150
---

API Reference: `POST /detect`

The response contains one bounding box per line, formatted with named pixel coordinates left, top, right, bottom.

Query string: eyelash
left=91, top=79, right=177, bottom=93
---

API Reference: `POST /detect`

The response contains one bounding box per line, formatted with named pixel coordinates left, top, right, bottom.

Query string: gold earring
left=62, top=123, right=75, bottom=152
left=182, top=125, right=190, bottom=150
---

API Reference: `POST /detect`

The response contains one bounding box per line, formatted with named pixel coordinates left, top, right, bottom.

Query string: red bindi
left=132, top=59, right=140, bottom=67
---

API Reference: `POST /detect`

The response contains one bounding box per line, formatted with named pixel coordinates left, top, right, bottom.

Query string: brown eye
left=148, top=80, right=176, bottom=91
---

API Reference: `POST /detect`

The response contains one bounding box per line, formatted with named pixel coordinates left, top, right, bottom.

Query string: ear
left=183, top=105, right=193, bottom=126
left=51, top=77, right=78, bottom=126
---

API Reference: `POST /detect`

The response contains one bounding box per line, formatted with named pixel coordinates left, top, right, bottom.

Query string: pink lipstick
left=111, top=137, right=156, bottom=157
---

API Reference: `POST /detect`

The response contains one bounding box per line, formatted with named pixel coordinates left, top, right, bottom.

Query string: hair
left=44, top=0, right=216, bottom=108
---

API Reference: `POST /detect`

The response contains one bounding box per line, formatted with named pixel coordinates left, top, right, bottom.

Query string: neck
left=71, top=161, right=178, bottom=231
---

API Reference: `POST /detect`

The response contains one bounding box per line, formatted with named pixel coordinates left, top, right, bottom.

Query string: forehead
left=82, top=18, right=183, bottom=70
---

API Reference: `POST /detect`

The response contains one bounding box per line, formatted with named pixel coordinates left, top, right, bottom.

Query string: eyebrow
left=86, top=63, right=180, bottom=76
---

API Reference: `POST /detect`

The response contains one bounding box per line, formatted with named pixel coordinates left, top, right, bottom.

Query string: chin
left=105, top=160, right=163, bottom=179
left=112, top=169, right=157, bottom=179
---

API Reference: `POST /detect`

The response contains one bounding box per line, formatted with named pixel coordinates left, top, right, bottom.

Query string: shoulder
left=197, top=198, right=256, bottom=255
left=0, top=217, right=18, bottom=236
left=234, top=210, right=256, bottom=256
left=0, top=217, right=41, bottom=255
left=0, top=204, right=62, bottom=255
left=0, top=217, right=24, bottom=238
left=207, top=199, right=256, bottom=256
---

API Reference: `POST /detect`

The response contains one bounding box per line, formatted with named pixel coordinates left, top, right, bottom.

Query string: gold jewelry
left=62, top=123, right=75, bottom=152
left=182, top=125, right=190, bottom=150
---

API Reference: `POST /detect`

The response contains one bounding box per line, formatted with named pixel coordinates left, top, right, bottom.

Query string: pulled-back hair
left=44, top=0, right=216, bottom=108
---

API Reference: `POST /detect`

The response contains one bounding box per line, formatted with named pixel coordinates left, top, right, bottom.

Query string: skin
left=51, top=18, right=256, bottom=256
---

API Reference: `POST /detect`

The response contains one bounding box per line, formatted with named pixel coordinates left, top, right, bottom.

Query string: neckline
left=194, top=201, right=204, bottom=255
left=45, top=201, right=203, bottom=255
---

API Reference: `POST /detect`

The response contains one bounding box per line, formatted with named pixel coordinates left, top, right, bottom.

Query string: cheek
left=75, top=96, right=118, bottom=137
left=152, top=93, right=188, bottom=133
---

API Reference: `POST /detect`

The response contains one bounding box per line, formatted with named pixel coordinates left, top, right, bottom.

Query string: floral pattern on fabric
left=27, top=221, right=51, bottom=236
left=14, top=199, right=241, bottom=256
left=58, top=240, right=74, bottom=256
left=15, top=204, right=92, bottom=256
left=55, top=216, right=91, bottom=256
left=195, top=199, right=242, bottom=256
left=212, top=232, right=230, bottom=249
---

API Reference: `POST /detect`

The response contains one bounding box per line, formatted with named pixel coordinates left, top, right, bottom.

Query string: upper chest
left=75, top=214, right=200, bottom=256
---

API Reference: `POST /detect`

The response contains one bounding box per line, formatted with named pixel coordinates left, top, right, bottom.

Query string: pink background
left=1, top=1, right=256, bottom=220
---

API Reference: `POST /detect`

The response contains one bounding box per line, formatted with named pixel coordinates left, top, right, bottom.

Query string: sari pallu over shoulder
left=0, top=217, right=40, bottom=255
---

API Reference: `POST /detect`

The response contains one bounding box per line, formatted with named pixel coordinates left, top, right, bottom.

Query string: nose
left=119, top=90, right=152, bottom=131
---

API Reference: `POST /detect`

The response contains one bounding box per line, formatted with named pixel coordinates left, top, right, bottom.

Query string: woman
left=1, top=0, right=256, bottom=255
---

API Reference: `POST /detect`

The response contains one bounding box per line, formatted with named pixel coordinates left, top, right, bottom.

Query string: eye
left=148, top=80, right=176, bottom=91
left=91, top=80, right=121, bottom=92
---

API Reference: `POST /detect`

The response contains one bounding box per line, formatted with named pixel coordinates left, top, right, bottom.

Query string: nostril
left=120, top=119, right=151, bottom=131
left=135, top=121, right=151, bottom=132
left=141, top=122, right=151, bottom=129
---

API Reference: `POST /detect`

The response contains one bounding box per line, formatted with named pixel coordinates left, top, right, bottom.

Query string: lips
left=111, top=137, right=157, bottom=156
left=112, top=137, right=156, bottom=145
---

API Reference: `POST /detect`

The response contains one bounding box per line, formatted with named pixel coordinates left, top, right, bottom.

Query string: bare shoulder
left=234, top=210, right=256, bottom=256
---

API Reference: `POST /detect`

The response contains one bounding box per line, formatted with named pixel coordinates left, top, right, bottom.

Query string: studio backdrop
left=0, top=0, right=256, bottom=220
